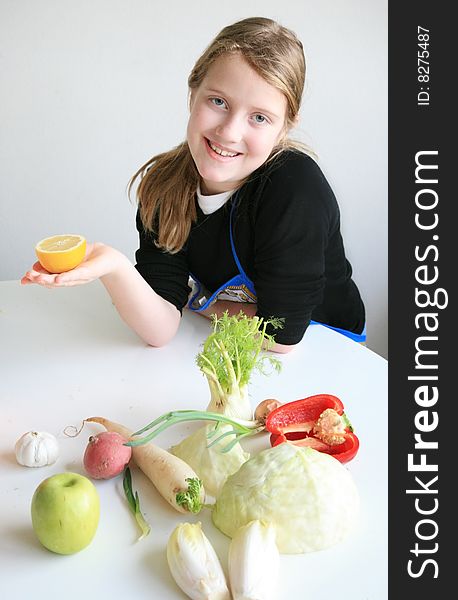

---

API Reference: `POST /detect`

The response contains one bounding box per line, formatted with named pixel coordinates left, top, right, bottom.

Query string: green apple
left=31, top=472, right=100, bottom=554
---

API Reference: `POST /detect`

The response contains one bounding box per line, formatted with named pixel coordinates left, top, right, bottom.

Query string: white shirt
left=196, top=184, right=234, bottom=215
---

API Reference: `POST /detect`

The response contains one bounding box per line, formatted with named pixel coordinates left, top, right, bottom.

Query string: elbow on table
left=143, top=328, right=178, bottom=348
left=138, top=314, right=181, bottom=348
left=270, top=342, right=297, bottom=354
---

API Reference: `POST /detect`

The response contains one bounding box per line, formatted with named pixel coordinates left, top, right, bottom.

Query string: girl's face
left=187, top=53, right=288, bottom=195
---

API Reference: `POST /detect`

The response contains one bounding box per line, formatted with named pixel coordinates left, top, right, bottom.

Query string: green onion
left=123, top=466, right=151, bottom=541
left=125, top=410, right=264, bottom=452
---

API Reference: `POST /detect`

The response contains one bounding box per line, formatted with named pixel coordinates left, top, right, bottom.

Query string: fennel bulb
left=171, top=423, right=249, bottom=498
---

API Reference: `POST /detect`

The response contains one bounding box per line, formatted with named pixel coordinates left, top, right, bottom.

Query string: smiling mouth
left=206, top=138, right=240, bottom=158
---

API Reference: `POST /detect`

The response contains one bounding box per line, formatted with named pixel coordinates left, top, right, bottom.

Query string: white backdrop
left=0, top=0, right=387, bottom=357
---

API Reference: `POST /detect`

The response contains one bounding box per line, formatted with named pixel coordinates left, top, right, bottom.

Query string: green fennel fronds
left=175, top=477, right=204, bottom=513
left=196, top=312, right=283, bottom=393
left=123, top=466, right=151, bottom=541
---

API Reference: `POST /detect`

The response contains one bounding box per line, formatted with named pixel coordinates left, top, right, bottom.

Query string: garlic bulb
left=167, top=522, right=230, bottom=600
left=15, top=431, right=59, bottom=467
left=228, top=520, right=279, bottom=600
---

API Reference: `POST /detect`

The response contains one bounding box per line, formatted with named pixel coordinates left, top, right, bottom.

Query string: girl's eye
left=252, top=114, right=268, bottom=125
left=210, top=97, right=227, bottom=108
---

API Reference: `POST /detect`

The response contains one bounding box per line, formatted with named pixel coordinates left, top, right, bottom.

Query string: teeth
left=209, top=141, right=238, bottom=157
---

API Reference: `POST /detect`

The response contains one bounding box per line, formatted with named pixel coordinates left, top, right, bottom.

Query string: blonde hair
left=129, top=17, right=307, bottom=253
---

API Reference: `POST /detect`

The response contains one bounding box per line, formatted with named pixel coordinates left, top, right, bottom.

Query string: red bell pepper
left=265, top=394, right=359, bottom=463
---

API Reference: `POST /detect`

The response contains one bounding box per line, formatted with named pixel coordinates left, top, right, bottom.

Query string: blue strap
left=230, top=199, right=366, bottom=343
left=310, top=320, right=367, bottom=343
left=193, top=198, right=366, bottom=343
left=229, top=199, right=250, bottom=280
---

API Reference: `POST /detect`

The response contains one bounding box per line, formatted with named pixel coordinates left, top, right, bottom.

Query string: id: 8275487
left=417, top=26, right=430, bottom=106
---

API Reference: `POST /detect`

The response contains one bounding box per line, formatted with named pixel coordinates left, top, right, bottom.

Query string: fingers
left=22, top=263, right=50, bottom=284
left=21, top=263, right=85, bottom=287
left=20, top=276, right=36, bottom=285
left=29, top=261, right=47, bottom=273
left=21, top=269, right=60, bottom=287
left=20, top=242, right=108, bottom=288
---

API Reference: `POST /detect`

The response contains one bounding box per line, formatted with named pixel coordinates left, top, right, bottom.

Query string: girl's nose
left=215, top=115, right=243, bottom=144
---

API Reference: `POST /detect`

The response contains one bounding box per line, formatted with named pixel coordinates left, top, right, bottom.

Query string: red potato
left=85, top=417, right=205, bottom=514
left=83, top=431, right=132, bottom=480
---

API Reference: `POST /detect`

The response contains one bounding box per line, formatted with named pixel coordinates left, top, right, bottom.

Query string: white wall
left=0, top=0, right=387, bottom=357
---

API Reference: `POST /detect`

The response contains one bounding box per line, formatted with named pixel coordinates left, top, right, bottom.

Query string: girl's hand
left=21, top=243, right=124, bottom=288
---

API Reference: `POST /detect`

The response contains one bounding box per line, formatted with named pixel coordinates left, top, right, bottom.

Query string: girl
left=21, top=17, right=365, bottom=353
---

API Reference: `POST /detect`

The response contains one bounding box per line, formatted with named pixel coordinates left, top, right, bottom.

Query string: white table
left=0, top=280, right=387, bottom=599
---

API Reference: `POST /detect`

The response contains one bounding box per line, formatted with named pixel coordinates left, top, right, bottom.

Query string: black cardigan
left=135, top=150, right=365, bottom=345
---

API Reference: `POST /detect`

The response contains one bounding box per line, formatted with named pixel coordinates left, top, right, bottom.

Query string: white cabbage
left=171, top=423, right=250, bottom=498
left=212, top=443, right=360, bottom=554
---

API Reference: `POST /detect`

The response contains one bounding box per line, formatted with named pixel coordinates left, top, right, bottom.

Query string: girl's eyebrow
left=204, top=87, right=282, bottom=121
left=204, top=86, right=231, bottom=98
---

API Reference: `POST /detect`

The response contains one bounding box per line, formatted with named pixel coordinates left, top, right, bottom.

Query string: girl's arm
left=21, top=243, right=180, bottom=347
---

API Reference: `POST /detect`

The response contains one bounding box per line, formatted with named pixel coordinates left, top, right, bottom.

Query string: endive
left=228, top=520, right=279, bottom=600
left=167, top=522, right=230, bottom=600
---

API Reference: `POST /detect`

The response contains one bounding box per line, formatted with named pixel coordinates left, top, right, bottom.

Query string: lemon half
left=35, top=234, right=86, bottom=273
